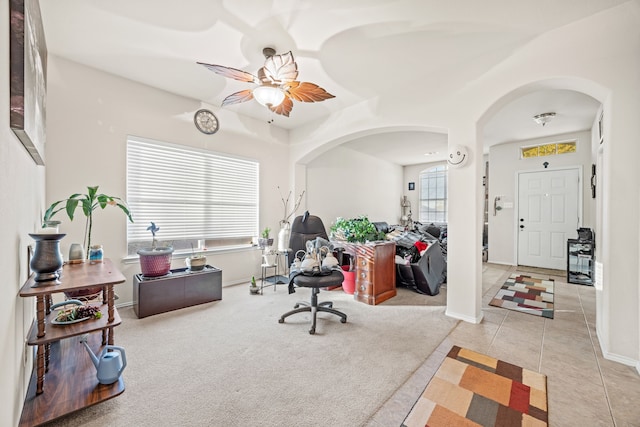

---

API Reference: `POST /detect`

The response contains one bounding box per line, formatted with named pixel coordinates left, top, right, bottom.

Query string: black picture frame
left=408, top=182, right=415, bottom=191
left=10, top=0, right=47, bottom=166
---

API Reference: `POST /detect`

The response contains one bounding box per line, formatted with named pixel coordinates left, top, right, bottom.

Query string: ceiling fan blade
left=221, top=89, right=254, bottom=106
left=261, top=51, right=298, bottom=84
left=197, top=62, right=259, bottom=84
left=285, top=81, right=335, bottom=103
left=269, top=97, right=293, bottom=117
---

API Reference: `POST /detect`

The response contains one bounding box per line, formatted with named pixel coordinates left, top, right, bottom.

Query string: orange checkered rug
left=402, top=346, right=548, bottom=427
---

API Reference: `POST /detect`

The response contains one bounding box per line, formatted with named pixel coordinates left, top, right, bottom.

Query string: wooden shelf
left=18, top=258, right=126, bottom=426
left=26, top=304, right=121, bottom=345
left=19, top=333, right=124, bottom=426
left=19, top=259, right=126, bottom=297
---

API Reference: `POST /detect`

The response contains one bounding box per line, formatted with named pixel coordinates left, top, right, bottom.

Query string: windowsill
left=121, top=244, right=260, bottom=264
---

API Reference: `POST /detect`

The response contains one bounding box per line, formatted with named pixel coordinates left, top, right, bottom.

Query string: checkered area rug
left=402, top=346, right=548, bottom=427
left=489, top=273, right=554, bottom=319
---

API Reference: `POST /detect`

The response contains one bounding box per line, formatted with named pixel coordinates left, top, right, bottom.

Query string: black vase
left=29, top=233, right=65, bottom=283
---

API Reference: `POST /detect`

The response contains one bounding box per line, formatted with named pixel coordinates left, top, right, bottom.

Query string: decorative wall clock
left=194, top=109, right=219, bottom=134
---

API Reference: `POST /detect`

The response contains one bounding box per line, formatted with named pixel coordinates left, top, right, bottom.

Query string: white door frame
left=514, top=166, right=583, bottom=268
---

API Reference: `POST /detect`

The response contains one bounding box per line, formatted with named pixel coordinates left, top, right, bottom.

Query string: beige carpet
left=45, top=282, right=456, bottom=427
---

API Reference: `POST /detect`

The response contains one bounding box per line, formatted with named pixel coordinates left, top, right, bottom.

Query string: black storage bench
left=133, top=265, right=222, bottom=318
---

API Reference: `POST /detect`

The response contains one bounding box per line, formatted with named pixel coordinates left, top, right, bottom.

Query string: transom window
left=419, top=164, right=448, bottom=223
left=521, top=140, right=577, bottom=158
left=126, top=136, right=259, bottom=255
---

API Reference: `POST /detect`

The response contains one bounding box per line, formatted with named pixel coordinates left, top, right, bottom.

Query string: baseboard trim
left=486, top=260, right=514, bottom=267
left=598, top=337, right=639, bottom=368
left=445, top=309, right=483, bottom=324
left=602, top=350, right=638, bottom=367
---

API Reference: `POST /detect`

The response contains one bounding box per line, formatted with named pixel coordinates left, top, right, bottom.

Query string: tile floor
left=367, top=263, right=640, bottom=427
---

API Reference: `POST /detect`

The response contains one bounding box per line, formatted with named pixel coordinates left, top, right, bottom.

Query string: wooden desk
left=339, top=241, right=397, bottom=305
left=18, top=259, right=126, bottom=426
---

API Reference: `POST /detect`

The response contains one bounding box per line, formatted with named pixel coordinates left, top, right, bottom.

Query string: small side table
left=260, top=250, right=290, bottom=293
left=260, top=261, right=278, bottom=293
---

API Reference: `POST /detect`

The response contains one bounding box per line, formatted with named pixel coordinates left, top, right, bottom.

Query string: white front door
left=517, top=168, right=580, bottom=270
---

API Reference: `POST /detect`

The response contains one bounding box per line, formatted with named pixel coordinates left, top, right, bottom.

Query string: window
left=419, top=164, right=447, bottom=223
left=126, top=136, right=259, bottom=255
left=521, top=140, right=576, bottom=158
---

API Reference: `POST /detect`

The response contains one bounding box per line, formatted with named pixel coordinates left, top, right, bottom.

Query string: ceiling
left=40, top=0, right=615, bottom=165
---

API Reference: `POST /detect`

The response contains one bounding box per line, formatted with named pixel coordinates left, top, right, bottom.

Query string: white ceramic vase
left=277, top=222, right=290, bottom=252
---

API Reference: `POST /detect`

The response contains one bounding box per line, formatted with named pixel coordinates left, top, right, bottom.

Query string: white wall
left=45, top=56, right=291, bottom=304
left=488, top=130, right=593, bottom=265
left=306, top=145, right=403, bottom=229
left=0, top=0, right=47, bottom=424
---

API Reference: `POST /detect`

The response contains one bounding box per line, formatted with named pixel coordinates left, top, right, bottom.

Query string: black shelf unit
left=567, top=239, right=594, bottom=285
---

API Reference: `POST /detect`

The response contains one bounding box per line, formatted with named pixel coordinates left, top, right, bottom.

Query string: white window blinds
left=126, top=136, right=259, bottom=247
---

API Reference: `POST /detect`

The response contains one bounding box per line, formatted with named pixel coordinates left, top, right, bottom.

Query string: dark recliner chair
left=278, top=212, right=347, bottom=334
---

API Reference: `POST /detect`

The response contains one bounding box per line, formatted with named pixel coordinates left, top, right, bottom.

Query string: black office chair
left=278, top=212, right=347, bottom=334
left=286, top=211, right=328, bottom=266
left=279, top=270, right=347, bottom=334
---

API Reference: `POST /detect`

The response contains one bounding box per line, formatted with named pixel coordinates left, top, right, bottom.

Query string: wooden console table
left=18, top=258, right=126, bottom=426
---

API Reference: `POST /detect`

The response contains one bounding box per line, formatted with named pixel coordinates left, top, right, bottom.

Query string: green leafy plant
left=43, top=186, right=133, bottom=256
left=330, top=216, right=384, bottom=243
left=261, top=227, right=271, bottom=239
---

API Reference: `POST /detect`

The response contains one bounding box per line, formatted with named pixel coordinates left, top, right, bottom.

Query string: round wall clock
left=194, top=109, right=219, bottom=134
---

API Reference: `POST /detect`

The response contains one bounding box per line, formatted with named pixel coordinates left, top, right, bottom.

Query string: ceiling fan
left=197, top=47, right=335, bottom=117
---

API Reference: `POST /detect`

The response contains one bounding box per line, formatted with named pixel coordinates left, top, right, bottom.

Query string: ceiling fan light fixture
left=533, top=112, right=556, bottom=126
left=252, top=85, right=285, bottom=108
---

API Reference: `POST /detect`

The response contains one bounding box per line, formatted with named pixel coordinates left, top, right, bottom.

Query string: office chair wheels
left=340, top=318, right=347, bottom=323
left=278, top=317, right=285, bottom=323
left=309, top=327, right=315, bottom=335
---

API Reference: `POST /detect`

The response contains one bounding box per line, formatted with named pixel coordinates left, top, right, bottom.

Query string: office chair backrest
left=288, top=212, right=328, bottom=263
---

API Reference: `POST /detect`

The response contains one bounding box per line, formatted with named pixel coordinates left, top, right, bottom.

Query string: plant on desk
left=330, top=216, right=385, bottom=243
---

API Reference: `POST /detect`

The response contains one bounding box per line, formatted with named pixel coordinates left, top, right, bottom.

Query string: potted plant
left=137, top=222, right=174, bottom=277
left=249, top=276, right=260, bottom=295
left=43, top=185, right=133, bottom=257
left=262, top=248, right=277, bottom=266
left=43, top=185, right=133, bottom=299
left=258, top=227, right=273, bottom=249
left=330, top=216, right=385, bottom=243
left=329, top=216, right=384, bottom=295
left=186, top=244, right=207, bottom=271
